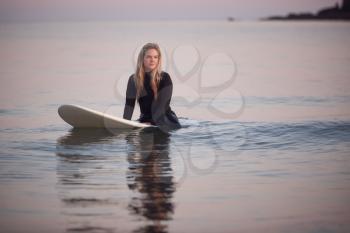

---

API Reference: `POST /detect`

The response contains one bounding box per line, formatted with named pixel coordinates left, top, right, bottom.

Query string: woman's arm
left=123, top=75, right=136, bottom=120
left=152, top=73, right=173, bottom=123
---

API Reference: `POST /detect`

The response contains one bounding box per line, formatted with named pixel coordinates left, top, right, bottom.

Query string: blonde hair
left=134, top=43, right=162, bottom=99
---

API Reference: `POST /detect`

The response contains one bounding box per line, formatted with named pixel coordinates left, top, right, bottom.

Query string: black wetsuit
left=123, top=71, right=181, bottom=130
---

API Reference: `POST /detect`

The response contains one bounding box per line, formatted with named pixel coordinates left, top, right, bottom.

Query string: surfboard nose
left=58, top=105, right=73, bottom=119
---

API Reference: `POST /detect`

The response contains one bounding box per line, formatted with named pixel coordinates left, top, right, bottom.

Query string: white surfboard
left=58, top=104, right=155, bottom=129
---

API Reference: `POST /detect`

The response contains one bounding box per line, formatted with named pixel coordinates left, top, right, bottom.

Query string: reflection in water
left=56, top=128, right=124, bottom=233
left=56, top=128, right=175, bottom=233
left=57, top=128, right=118, bottom=145
left=126, top=130, right=175, bottom=233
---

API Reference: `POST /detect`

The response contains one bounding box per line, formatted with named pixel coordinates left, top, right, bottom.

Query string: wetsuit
left=123, top=71, right=181, bottom=130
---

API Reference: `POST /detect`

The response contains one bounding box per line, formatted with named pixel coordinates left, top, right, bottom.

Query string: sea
left=0, top=20, right=350, bottom=233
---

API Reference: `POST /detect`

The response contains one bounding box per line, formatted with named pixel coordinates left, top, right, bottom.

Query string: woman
left=123, top=43, right=181, bottom=130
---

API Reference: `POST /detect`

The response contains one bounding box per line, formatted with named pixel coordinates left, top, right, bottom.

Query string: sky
left=0, top=0, right=342, bottom=21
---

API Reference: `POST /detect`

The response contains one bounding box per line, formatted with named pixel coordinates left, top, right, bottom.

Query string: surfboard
left=58, top=104, right=155, bottom=129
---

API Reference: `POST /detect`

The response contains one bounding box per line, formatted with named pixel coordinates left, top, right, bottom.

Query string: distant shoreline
left=262, top=0, right=350, bottom=21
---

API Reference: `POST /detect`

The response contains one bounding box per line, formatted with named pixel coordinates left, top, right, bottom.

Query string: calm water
left=1, top=20, right=350, bottom=233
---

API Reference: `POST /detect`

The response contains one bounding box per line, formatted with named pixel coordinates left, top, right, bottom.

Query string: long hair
left=134, top=43, right=162, bottom=99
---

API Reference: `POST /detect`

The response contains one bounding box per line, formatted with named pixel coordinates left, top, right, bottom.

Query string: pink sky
left=0, top=0, right=342, bottom=21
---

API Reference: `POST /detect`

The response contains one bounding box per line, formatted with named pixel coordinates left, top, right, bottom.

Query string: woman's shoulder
left=160, top=71, right=172, bottom=86
left=128, top=73, right=136, bottom=83
left=161, top=71, right=172, bottom=82
left=161, top=71, right=171, bottom=79
left=127, top=74, right=136, bottom=88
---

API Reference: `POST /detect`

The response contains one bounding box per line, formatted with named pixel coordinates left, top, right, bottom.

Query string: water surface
left=1, top=20, right=350, bottom=233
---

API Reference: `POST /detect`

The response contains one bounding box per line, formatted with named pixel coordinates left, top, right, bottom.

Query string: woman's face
left=143, top=49, right=159, bottom=72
